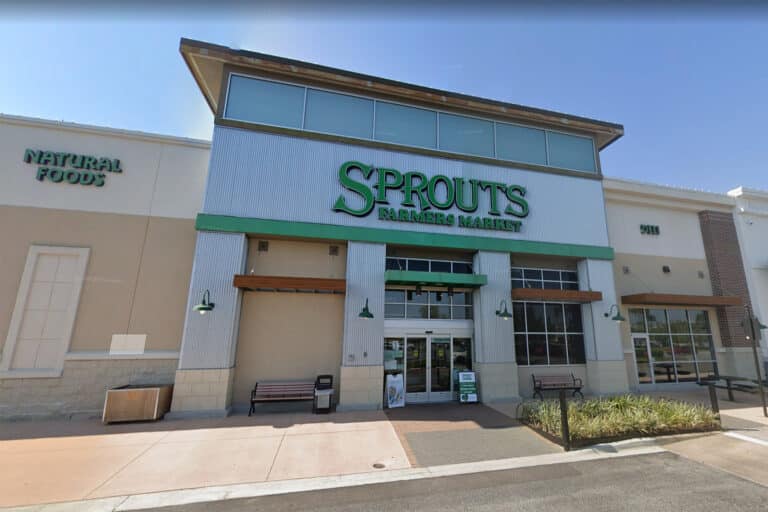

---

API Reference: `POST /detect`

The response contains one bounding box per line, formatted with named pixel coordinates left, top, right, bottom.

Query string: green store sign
left=23, top=149, right=123, bottom=187
left=332, top=161, right=529, bottom=233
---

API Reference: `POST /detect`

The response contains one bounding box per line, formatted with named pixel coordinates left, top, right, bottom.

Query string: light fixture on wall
left=358, top=298, right=374, bottom=319
left=495, top=300, right=513, bottom=320
left=193, top=290, right=215, bottom=315
left=603, top=304, right=626, bottom=323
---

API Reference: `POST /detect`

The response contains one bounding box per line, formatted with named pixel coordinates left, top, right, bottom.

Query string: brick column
left=699, top=211, right=752, bottom=347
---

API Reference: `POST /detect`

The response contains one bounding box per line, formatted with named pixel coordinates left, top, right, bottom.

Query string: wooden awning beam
left=511, top=288, right=603, bottom=303
left=621, top=293, right=742, bottom=307
left=233, top=275, right=346, bottom=293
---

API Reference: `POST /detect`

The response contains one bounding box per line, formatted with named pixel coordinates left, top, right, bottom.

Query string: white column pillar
left=473, top=251, right=518, bottom=402
left=578, top=258, right=629, bottom=394
left=171, top=231, right=247, bottom=416
left=338, top=241, right=386, bottom=410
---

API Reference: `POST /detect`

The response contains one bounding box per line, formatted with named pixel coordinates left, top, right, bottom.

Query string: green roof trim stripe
left=385, top=270, right=487, bottom=287
left=195, top=214, right=615, bottom=260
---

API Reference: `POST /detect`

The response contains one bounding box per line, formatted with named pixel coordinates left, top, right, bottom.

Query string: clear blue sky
left=1, top=9, right=766, bottom=193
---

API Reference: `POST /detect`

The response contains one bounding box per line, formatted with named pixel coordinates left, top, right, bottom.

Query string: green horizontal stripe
left=195, top=214, right=615, bottom=260
left=385, top=270, right=488, bottom=287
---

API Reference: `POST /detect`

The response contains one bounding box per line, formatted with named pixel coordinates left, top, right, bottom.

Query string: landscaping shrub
left=520, top=394, right=719, bottom=443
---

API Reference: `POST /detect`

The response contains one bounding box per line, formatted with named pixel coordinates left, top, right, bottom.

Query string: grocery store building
left=0, top=38, right=764, bottom=418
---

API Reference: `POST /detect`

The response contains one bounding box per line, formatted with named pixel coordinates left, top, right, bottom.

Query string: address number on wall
left=640, top=224, right=660, bottom=235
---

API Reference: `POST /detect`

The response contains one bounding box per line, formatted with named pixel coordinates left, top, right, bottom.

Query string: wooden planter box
left=102, top=384, right=173, bottom=424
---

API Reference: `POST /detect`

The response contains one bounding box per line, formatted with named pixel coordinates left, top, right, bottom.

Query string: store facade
left=604, top=179, right=760, bottom=390
left=2, top=38, right=766, bottom=418
left=0, top=114, right=210, bottom=417
left=171, top=38, right=629, bottom=414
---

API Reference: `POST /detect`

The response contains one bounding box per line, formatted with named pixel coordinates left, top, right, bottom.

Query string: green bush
left=520, top=395, right=719, bottom=442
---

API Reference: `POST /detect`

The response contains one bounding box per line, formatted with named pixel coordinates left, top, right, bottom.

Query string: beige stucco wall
left=231, top=292, right=344, bottom=408
left=0, top=205, right=196, bottom=355
left=246, top=238, right=346, bottom=278
left=613, top=253, right=712, bottom=298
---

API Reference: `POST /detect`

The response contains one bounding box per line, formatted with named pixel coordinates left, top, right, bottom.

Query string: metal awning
left=384, top=270, right=487, bottom=288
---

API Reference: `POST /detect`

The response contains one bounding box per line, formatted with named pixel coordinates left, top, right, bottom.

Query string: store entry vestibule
left=384, top=334, right=472, bottom=404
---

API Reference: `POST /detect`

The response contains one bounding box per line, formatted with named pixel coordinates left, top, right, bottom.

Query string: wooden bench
left=532, top=374, right=584, bottom=400
left=249, top=380, right=315, bottom=416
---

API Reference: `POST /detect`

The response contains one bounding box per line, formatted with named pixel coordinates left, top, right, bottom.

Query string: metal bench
left=249, top=380, right=315, bottom=416
left=698, top=375, right=759, bottom=401
left=532, top=373, right=584, bottom=400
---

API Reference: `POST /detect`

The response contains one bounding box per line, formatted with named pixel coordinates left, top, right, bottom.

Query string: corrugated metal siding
left=473, top=251, right=515, bottom=363
left=578, top=258, right=623, bottom=361
left=178, top=231, right=247, bottom=370
left=342, top=242, right=386, bottom=367
left=204, top=126, right=610, bottom=247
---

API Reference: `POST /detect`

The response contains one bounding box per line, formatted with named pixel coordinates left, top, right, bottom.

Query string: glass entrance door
left=405, top=337, right=428, bottom=403
left=430, top=337, right=452, bottom=402
left=404, top=335, right=455, bottom=403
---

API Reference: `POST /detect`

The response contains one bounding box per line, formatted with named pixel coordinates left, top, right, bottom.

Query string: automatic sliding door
left=405, top=337, right=427, bottom=403
left=429, top=337, right=452, bottom=402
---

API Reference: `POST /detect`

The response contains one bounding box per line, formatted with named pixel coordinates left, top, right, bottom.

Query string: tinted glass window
left=564, top=304, right=583, bottom=332
left=407, top=260, right=429, bottom=271
left=452, top=262, right=473, bottom=274
left=225, top=75, right=304, bottom=128
left=546, top=304, right=565, bottom=332
left=375, top=101, right=437, bottom=148
left=304, top=89, right=374, bottom=139
left=430, top=261, right=451, bottom=272
left=547, top=131, right=596, bottom=172
left=495, top=123, right=547, bottom=165
left=526, top=303, right=546, bottom=332
left=438, top=113, right=494, bottom=157
left=386, top=258, right=407, bottom=270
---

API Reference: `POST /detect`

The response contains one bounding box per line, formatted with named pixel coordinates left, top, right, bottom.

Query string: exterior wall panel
left=177, top=231, right=247, bottom=370
left=472, top=251, right=514, bottom=364
left=342, top=242, right=386, bottom=367
left=204, top=126, right=610, bottom=248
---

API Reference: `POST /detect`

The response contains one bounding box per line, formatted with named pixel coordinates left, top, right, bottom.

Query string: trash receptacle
left=314, top=374, right=334, bottom=413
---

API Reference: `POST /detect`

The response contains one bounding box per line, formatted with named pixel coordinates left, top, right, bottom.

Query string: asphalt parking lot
left=146, top=452, right=768, bottom=512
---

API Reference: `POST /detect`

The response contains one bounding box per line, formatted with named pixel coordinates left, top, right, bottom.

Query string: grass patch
left=520, top=394, right=720, bottom=447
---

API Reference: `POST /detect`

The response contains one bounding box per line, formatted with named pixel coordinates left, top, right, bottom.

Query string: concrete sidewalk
left=0, top=410, right=409, bottom=508
left=0, top=403, right=560, bottom=509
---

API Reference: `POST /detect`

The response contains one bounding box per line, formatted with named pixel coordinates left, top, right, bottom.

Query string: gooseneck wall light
left=193, top=289, right=215, bottom=315
left=603, top=304, right=626, bottom=323
left=359, top=298, right=374, bottom=319
left=495, top=300, right=513, bottom=320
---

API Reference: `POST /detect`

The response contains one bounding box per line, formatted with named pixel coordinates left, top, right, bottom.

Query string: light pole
left=744, top=305, right=768, bottom=418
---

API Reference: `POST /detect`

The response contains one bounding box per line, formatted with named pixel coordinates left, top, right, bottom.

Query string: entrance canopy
left=384, top=270, right=487, bottom=288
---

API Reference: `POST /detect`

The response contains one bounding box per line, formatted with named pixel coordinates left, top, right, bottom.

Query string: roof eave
left=180, top=37, right=624, bottom=150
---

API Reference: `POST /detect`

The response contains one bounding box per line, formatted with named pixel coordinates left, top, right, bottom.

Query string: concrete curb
left=2, top=438, right=665, bottom=512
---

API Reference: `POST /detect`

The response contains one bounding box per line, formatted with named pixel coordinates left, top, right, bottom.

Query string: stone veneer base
left=170, top=367, right=235, bottom=414
left=475, top=362, right=520, bottom=403
left=0, top=359, right=178, bottom=419
left=337, top=365, right=383, bottom=411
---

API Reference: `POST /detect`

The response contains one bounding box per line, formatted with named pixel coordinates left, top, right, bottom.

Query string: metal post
left=559, top=389, right=571, bottom=452
left=707, top=383, right=720, bottom=416
left=746, top=306, right=768, bottom=418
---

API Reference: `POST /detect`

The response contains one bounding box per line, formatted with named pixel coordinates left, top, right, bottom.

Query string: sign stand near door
left=458, top=371, right=478, bottom=403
